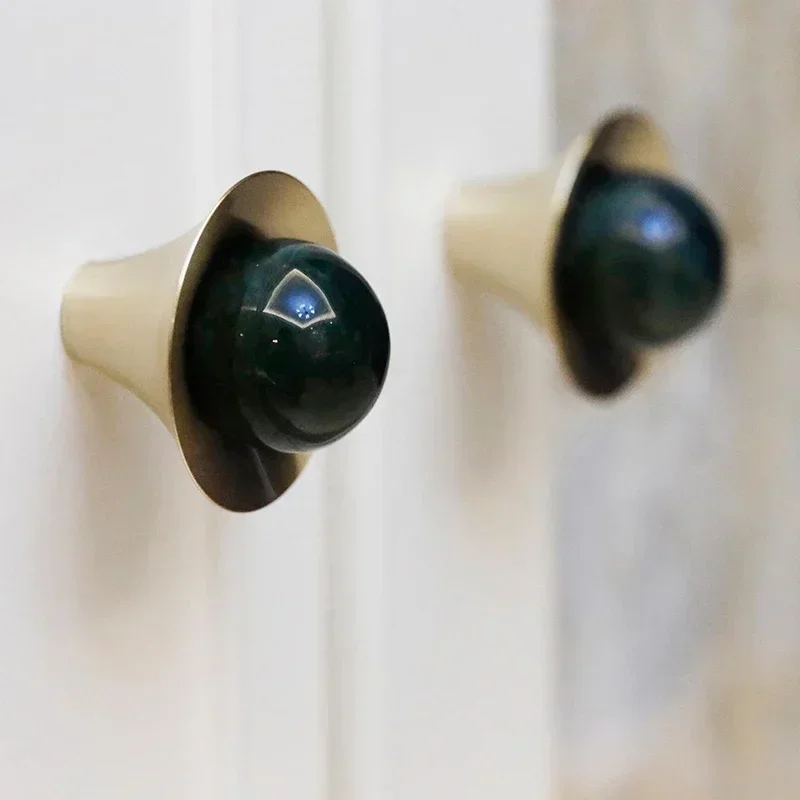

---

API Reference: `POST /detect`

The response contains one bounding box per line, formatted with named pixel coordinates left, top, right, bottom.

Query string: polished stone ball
left=557, top=164, right=725, bottom=348
left=185, top=232, right=390, bottom=453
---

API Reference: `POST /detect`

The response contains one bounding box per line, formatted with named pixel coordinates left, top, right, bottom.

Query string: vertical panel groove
left=322, top=0, right=386, bottom=797
left=190, top=0, right=243, bottom=204
left=190, top=0, right=242, bottom=797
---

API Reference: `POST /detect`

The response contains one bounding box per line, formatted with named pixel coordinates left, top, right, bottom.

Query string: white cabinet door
left=0, top=0, right=553, bottom=797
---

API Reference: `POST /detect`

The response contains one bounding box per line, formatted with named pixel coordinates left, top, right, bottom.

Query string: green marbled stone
left=185, top=232, right=390, bottom=453
left=555, top=163, right=725, bottom=394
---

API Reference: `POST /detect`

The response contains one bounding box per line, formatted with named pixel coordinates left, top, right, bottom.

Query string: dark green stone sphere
left=185, top=232, right=390, bottom=453
left=557, top=164, right=725, bottom=348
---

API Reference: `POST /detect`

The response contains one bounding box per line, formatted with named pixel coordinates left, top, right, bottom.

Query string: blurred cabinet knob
left=445, top=109, right=725, bottom=395
left=62, top=172, right=390, bottom=512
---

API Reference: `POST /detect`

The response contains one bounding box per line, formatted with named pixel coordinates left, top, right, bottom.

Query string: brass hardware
left=62, top=172, right=345, bottom=512
left=445, top=108, right=723, bottom=395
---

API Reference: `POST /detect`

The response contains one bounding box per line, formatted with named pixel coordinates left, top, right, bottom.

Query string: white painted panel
left=0, top=0, right=326, bottom=797
left=324, top=0, right=556, bottom=798
left=380, top=0, right=556, bottom=787
left=321, top=1, right=387, bottom=798
left=0, top=3, right=217, bottom=796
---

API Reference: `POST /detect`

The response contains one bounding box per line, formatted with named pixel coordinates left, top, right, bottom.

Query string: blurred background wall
left=554, top=1, right=800, bottom=798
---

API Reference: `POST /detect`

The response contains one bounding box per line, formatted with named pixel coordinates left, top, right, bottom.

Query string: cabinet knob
left=445, top=109, right=725, bottom=396
left=61, top=172, right=390, bottom=512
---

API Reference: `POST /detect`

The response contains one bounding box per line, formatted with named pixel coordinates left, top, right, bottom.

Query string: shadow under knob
left=185, top=232, right=390, bottom=454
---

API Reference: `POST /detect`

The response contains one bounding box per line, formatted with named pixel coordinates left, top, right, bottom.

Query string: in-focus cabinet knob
left=186, top=233, right=389, bottom=454
left=445, top=109, right=725, bottom=395
left=61, top=172, right=390, bottom=512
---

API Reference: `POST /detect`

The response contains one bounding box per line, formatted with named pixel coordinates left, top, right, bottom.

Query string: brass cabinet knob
left=445, top=109, right=725, bottom=396
left=61, top=172, right=390, bottom=512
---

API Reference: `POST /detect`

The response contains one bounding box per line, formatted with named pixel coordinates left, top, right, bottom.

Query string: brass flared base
left=61, top=172, right=337, bottom=512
